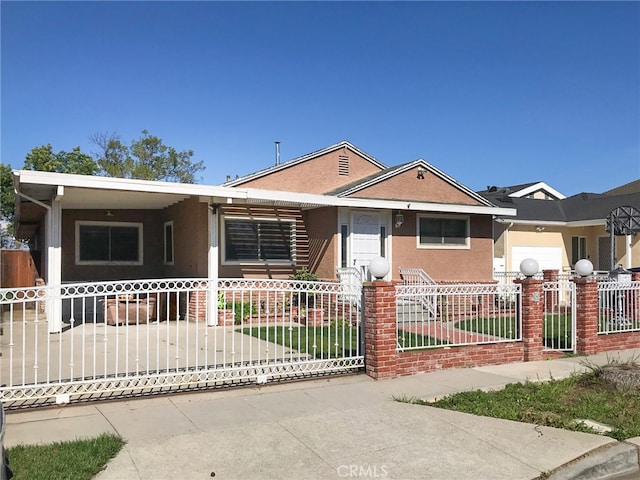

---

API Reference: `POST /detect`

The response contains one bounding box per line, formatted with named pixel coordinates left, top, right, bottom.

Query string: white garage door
left=511, top=246, right=562, bottom=272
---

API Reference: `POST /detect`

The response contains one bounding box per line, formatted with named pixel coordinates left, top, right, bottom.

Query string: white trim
left=163, top=220, right=174, bottom=265
left=508, top=182, right=566, bottom=200
left=75, top=221, right=144, bottom=265
left=416, top=213, right=470, bottom=250
left=15, top=170, right=516, bottom=217
left=221, top=216, right=296, bottom=266
left=336, top=159, right=497, bottom=208
left=495, top=218, right=606, bottom=228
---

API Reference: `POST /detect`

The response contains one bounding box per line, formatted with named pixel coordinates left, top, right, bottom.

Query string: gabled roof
left=327, top=159, right=496, bottom=207
left=477, top=181, right=565, bottom=200
left=604, top=179, right=640, bottom=196
left=13, top=169, right=517, bottom=239
left=223, top=141, right=386, bottom=187
left=480, top=189, right=640, bottom=226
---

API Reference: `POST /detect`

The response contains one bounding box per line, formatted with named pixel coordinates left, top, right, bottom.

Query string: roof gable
left=478, top=181, right=565, bottom=200
left=223, top=141, right=386, bottom=192
left=332, top=159, right=494, bottom=207
left=481, top=189, right=640, bottom=225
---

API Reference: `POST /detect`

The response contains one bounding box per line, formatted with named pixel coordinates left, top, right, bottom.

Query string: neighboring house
left=479, top=179, right=640, bottom=274
left=12, top=141, right=515, bottom=291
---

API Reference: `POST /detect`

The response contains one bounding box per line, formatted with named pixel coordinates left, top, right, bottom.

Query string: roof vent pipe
left=275, top=141, right=280, bottom=166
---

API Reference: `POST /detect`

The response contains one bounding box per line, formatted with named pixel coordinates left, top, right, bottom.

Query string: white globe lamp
left=369, top=256, right=390, bottom=280
left=575, top=259, right=593, bottom=277
left=519, top=258, right=539, bottom=278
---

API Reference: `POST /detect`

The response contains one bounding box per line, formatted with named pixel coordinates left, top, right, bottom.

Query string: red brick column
left=543, top=269, right=558, bottom=310
left=574, top=277, right=599, bottom=355
left=187, top=284, right=208, bottom=322
left=516, top=278, right=544, bottom=361
left=364, top=281, right=398, bottom=379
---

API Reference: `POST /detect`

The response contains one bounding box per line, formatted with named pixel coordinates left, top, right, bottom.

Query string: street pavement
left=5, top=349, right=640, bottom=480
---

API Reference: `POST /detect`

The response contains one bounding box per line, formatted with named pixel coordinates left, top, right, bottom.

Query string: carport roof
left=13, top=170, right=516, bottom=239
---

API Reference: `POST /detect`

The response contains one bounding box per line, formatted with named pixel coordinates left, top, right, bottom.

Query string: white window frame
left=75, top=221, right=144, bottom=265
left=221, top=216, right=296, bottom=265
left=416, top=214, right=470, bottom=250
left=571, top=235, right=587, bottom=266
left=164, top=221, right=174, bottom=265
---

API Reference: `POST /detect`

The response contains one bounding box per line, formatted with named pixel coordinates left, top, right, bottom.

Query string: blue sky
left=2, top=1, right=639, bottom=196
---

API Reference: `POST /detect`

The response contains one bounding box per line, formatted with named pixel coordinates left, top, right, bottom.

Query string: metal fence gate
left=0, top=278, right=362, bottom=409
left=542, top=279, right=577, bottom=353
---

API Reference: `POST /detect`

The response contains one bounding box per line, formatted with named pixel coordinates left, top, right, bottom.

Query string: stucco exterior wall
left=303, top=207, right=337, bottom=280
left=232, top=147, right=383, bottom=194
left=391, top=213, right=494, bottom=282
left=497, top=224, right=639, bottom=272
left=350, top=167, right=483, bottom=206
left=61, top=209, right=163, bottom=282
left=163, top=197, right=209, bottom=278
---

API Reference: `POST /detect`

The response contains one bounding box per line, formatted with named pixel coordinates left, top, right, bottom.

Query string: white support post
left=47, top=195, right=63, bottom=333
left=207, top=204, right=219, bottom=326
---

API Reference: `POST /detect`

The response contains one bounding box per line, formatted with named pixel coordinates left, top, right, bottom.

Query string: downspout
left=495, top=218, right=513, bottom=272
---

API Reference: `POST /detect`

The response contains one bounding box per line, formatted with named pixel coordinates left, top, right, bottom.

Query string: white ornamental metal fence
left=0, top=278, right=362, bottom=409
left=542, top=281, right=576, bottom=352
left=395, top=283, right=521, bottom=351
left=598, top=280, right=640, bottom=334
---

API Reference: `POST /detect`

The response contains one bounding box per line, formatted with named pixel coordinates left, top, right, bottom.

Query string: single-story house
left=479, top=179, right=640, bottom=273
left=12, top=141, right=515, bottom=293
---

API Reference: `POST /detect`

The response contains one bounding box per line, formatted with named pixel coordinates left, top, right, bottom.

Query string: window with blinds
left=418, top=215, right=469, bottom=248
left=76, top=221, right=143, bottom=264
left=224, top=218, right=294, bottom=262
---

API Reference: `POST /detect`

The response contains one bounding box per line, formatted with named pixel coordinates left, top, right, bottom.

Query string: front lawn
left=7, top=433, right=124, bottom=480
left=241, top=322, right=360, bottom=358
left=400, top=367, right=640, bottom=441
left=241, top=322, right=444, bottom=357
left=456, top=313, right=573, bottom=348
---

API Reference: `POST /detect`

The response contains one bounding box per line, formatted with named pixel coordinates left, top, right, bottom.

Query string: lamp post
left=368, top=256, right=390, bottom=280
left=519, top=258, right=539, bottom=278
left=575, top=259, right=593, bottom=278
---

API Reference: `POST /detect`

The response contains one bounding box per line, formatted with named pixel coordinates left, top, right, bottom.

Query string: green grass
left=7, top=432, right=125, bottom=480
left=456, top=314, right=574, bottom=348
left=241, top=322, right=445, bottom=357
left=241, top=322, right=361, bottom=358
left=399, top=370, right=640, bottom=441
left=396, top=329, right=448, bottom=349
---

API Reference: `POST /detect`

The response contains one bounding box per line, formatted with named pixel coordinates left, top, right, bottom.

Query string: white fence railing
left=395, top=283, right=521, bottom=351
left=598, top=281, right=640, bottom=334
left=0, top=278, right=362, bottom=408
left=543, top=281, right=576, bottom=352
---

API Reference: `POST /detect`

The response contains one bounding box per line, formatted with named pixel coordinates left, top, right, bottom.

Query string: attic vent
left=338, top=155, right=350, bottom=176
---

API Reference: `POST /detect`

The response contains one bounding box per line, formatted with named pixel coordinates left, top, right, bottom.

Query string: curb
left=543, top=442, right=640, bottom=480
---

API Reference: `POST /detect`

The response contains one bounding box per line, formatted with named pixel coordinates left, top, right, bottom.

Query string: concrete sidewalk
left=6, top=349, right=640, bottom=480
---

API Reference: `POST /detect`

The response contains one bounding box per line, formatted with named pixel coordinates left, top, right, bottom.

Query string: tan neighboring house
left=12, top=141, right=515, bottom=292
left=479, top=179, right=640, bottom=274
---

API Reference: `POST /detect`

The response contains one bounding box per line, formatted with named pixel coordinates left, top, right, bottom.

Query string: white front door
left=351, top=211, right=384, bottom=280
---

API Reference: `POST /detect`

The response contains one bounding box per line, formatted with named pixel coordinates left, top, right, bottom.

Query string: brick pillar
left=543, top=269, right=558, bottom=310
left=574, top=277, right=599, bottom=355
left=187, top=283, right=208, bottom=322
left=364, top=281, right=397, bottom=379
left=516, top=278, right=544, bottom=361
